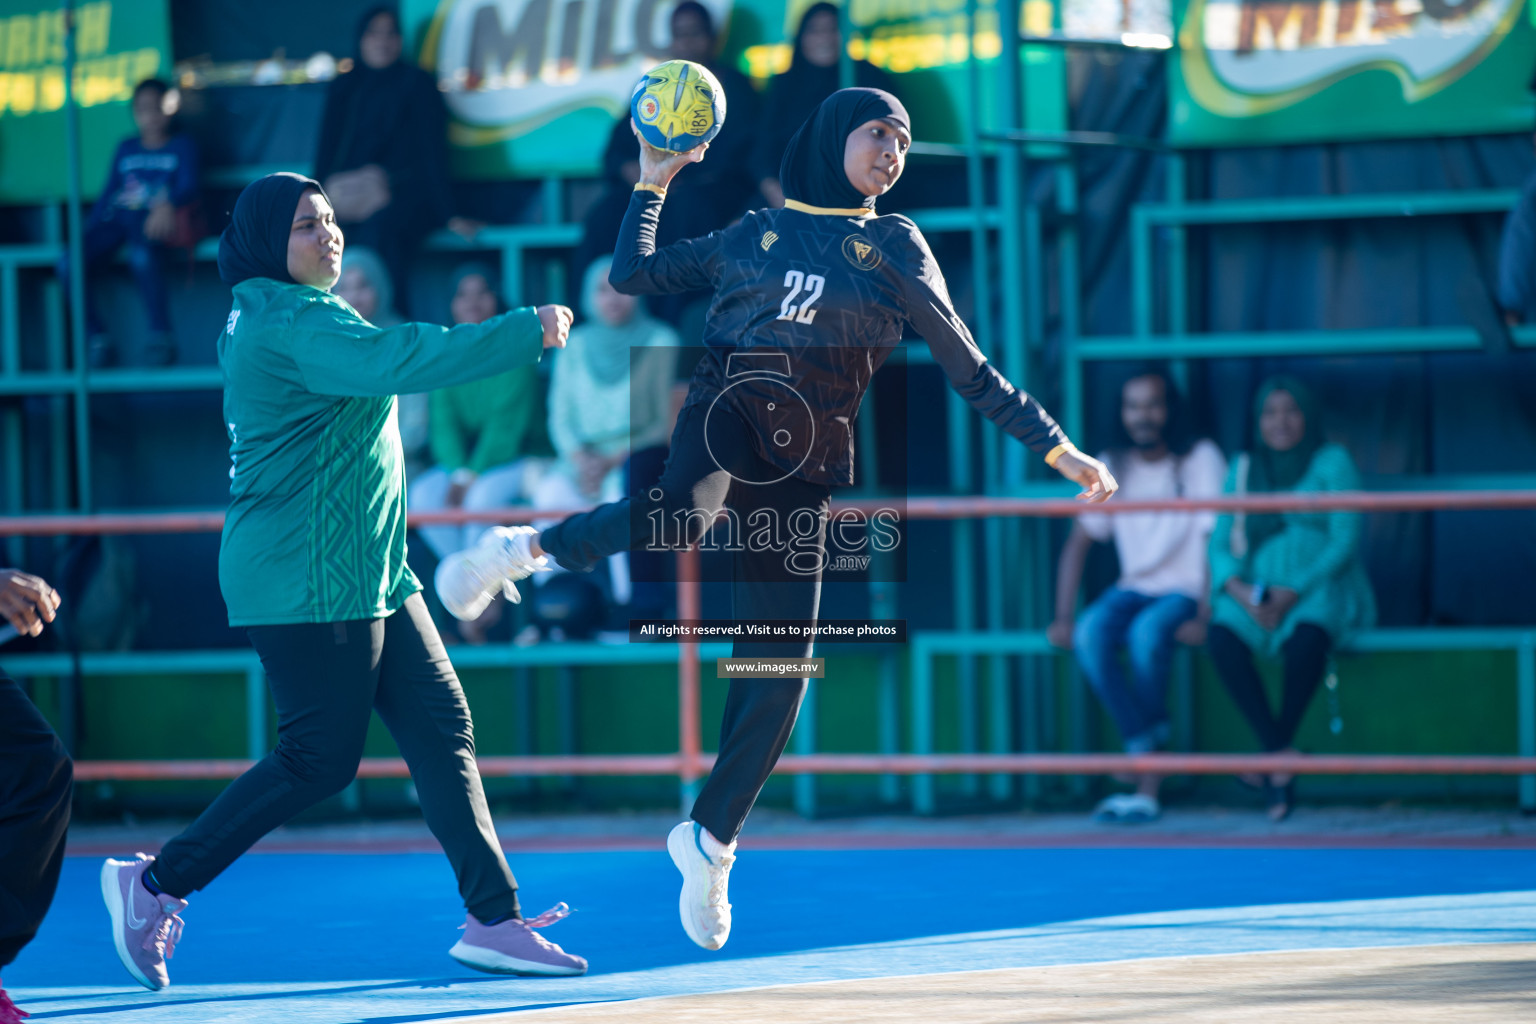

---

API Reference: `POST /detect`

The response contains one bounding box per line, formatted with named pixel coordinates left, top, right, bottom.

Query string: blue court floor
left=10, top=847, right=1536, bottom=1022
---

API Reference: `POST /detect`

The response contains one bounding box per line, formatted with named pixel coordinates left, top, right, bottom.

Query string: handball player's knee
left=273, top=743, right=362, bottom=796
left=308, top=762, right=360, bottom=798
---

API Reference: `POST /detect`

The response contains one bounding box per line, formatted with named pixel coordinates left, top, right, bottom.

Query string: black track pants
left=540, top=402, right=828, bottom=843
left=0, top=672, right=72, bottom=968
left=151, top=594, right=520, bottom=921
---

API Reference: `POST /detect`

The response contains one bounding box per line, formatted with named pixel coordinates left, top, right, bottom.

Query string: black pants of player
left=623, top=444, right=672, bottom=618
left=1208, top=622, right=1332, bottom=752
left=0, top=672, right=73, bottom=969
left=540, top=401, right=829, bottom=844
left=151, top=594, right=520, bottom=921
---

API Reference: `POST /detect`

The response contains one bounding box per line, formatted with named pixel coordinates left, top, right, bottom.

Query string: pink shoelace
left=461, top=903, right=573, bottom=950
left=460, top=903, right=573, bottom=931
left=523, top=903, right=572, bottom=929
left=0, top=983, right=30, bottom=1023
left=141, top=902, right=186, bottom=961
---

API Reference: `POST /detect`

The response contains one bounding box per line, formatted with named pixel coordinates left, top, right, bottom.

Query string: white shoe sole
left=448, top=940, right=586, bottom=976
left=100, top=860, right=163, bottom=991
left=667, top=824, right=728, bottom=951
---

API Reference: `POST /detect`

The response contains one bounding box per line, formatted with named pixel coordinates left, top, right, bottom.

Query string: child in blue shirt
left=67, top=78, right=200, bottom=367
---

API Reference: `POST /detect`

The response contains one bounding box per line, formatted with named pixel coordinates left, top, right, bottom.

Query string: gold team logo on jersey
left=842, top=234, right=881, bottom=271
left=761, top=231, right=779, bottom=252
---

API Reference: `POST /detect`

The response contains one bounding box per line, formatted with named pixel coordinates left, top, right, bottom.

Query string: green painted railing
left=1057, top=187, right=1526, bottom=438
left=907, top=628, right=1536, bottom=815
left=2, top=642, right=733, bottom=766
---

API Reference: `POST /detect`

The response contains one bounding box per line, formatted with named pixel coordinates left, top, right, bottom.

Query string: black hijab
left=787, top=3, right=841, bottom=85
left=218, top=172, right=326, bottom=286
left=779, top=87, right=909, bottom=210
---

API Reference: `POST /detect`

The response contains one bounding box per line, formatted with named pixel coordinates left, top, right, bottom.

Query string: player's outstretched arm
left=608, top=125, right=720, bottom=297
left=287, top=300, right=564, bottom=398
left=896, top=223, right=1116, bottom=503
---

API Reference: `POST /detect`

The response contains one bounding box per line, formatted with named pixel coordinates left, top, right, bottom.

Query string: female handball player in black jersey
left=437, top=87, right=1117, bottom=951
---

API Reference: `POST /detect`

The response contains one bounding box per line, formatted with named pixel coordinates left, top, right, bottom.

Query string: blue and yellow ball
left=630, top=59, right=726, bottom=153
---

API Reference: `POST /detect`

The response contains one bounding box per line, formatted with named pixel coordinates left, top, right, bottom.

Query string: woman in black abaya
left=313, top=5, right=451, bottom=312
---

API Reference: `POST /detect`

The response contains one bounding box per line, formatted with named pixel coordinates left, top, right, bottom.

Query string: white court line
left=16, top=890, right=1536, bottom=1024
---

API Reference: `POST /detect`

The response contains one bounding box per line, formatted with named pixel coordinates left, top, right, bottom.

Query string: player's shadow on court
left=19, top=977, right=553, bottom=1020
left=12, top=977, right=482, bottom=1006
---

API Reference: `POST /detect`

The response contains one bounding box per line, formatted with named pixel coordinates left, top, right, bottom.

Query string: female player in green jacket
left=99, top=173, right=587, bottom=989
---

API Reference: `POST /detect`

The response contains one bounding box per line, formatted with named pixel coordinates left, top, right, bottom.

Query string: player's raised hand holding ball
left=629, top=59, right=726, bottom=190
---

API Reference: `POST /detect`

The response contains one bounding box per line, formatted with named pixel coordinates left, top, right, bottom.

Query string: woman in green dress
left=1206, top=376, right=1376, bottom=820
left=99, top=172, right=587, bottom=990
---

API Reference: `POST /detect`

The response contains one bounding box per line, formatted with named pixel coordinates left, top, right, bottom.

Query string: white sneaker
left=666, top=821, right=735, bottom=951
left=434, top=526, right=550, bottom=620
left=1093, top=792, right=1161, bottom=824
left=1092, top=793, right=1132, bottom=823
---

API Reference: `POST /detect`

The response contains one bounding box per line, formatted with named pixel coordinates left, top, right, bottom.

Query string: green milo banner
left=1169, top=0, right=1536, bottom=145
left=0, top=0, right=170, bottom=202
left=401, top=0, right=1067, bottom=179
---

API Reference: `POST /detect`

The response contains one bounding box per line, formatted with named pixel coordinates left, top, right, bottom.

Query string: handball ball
left=630, top=59, right=726, bottom=153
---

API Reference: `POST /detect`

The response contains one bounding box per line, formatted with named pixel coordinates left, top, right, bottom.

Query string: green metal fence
left=2, top=1, right=1533, bottom=817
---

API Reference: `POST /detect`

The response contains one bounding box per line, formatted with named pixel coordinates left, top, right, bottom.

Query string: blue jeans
left=1073, top=587, right=1198, bottom=751
left=57, top=210, right=171, bottom=335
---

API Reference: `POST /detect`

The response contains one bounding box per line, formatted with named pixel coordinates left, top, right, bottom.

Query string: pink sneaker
left=100, top=854, right=187, bottom=991
left=0, top=980, right=29, bottom=1023
left=448, top=903, right=588, bottom=976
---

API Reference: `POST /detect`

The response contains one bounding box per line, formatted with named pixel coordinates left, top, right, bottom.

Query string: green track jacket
left=217, top=278, right=543, bottom=626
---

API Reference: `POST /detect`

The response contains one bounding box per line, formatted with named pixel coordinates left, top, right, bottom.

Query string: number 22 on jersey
left=777, top=270, right=825, bottom=324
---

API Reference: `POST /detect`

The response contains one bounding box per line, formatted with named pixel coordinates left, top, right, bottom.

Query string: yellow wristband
left=1044, top=442, right=1076, bottom=468
left=633, top=183, right=667, bottom=198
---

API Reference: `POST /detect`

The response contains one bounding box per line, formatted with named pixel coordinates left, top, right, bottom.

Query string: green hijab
left=578, top=257, right=664, bottom=386
left=337, top=246, right=401, bottom=327
left=1245, top=374, right=1324, bottom=551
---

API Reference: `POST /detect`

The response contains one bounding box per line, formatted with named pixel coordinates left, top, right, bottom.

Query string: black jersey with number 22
left=610, top=190, right=1067, bottom=487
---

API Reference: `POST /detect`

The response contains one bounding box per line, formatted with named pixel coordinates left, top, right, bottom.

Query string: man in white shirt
left=1048, top=371, right=1227, bottom=822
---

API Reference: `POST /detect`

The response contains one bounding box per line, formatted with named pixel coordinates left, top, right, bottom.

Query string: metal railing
left=4, top=490, right=1536, bottom=815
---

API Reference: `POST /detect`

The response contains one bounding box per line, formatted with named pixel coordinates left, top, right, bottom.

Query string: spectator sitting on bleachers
left=313, top=5, right=450, bottom=314
left=409, top=263, right=553, bottom=641
left=751, top=3, right=898, bottom=209
left=334, top=246, right=431, bottom=480
left=1049, top=369, right=1226, bottom=824
left=65, top=77, right=200, bottom=369
left=333, top=245, right=401, bottom=328
left=572, top=1, right=759, bottom=332
left=1206, top=375, right=1377, bottom=822
left=532, top=257, right=679, bottom=614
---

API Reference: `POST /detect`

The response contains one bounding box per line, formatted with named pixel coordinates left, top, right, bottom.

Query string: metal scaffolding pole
left=62, top=0, right=92, bottom=512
